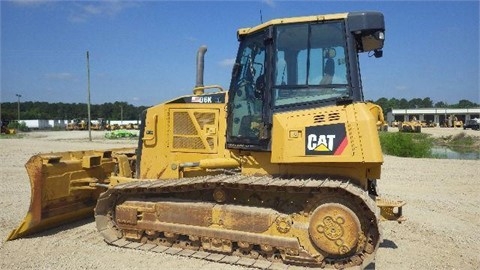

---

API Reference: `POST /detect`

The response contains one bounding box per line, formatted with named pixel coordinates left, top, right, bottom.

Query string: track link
left=95, top=175, right=381, bottom=269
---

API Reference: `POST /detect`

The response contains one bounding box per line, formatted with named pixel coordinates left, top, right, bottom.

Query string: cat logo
left=305, top=124, right=348, bottom=155
left=307, top=134, right=336, bottom=152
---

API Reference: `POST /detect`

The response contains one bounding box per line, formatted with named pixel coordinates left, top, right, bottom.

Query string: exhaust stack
left=194, top=46, right=207, bottom=95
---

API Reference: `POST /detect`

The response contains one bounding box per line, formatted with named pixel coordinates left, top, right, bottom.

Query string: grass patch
left=104, top=130, right=138, bottom=140
left=380, top=131, right=480, bottom=158
left=0, top=133, right=25, bottom=139
left=379, top=132, right=434, bottom=158
left=435, top=132, right=480, bottom=153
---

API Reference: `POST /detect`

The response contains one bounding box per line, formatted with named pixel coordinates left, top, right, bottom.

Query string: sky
left=1, top=0, right=479, bottom=107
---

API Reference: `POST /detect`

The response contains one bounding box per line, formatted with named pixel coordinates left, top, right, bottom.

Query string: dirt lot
left=1, top=129, right=479, bottom=269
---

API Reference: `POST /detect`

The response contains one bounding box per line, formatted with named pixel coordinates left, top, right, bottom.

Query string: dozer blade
left=7, top=148, right=135, bottom=241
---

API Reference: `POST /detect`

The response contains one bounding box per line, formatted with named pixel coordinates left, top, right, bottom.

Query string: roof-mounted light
left=375, top=31, right=385, bottom=40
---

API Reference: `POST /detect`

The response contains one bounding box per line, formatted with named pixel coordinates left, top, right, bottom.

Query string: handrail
left=193, top=85, right=225, bottom=95
left=142, top=114, right=158, bottom=142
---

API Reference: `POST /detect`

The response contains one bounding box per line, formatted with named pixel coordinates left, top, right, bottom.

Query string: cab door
left=226, top=32, right=269, bottom=150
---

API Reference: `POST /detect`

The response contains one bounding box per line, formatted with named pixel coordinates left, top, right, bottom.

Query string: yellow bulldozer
left=8, top=12, right=404, bottom=269
left=65, top=118, right=88, bottom=130
left=398, top=120, right=422, bottom=133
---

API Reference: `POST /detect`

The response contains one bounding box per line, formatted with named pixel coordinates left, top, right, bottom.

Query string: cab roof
left=237, top=12, right=349, bottom=37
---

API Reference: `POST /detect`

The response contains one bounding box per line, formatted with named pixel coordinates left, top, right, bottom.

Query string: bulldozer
left=65, top=118, right=88, bottom=130
left=398, top=121, right=422, bottom=133
left=8, top=12, right=404, bottom=269
left=91, top=118, right=107, bottom=131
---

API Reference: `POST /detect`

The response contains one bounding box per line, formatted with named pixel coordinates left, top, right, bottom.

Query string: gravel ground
left=1, top=129, right=479, bottom=269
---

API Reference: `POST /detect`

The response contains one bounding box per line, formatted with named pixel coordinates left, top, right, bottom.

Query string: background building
left=387, top=108, right=480, bottom=127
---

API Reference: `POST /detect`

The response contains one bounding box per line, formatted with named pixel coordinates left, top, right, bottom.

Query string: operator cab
left=226, top=11, right=385, bottom=150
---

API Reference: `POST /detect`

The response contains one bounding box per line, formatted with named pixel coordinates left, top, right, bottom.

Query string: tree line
left=0, top=98, right=478, bottom=121
left=1, top=101, right=148, bottom=121
left=373, top=97, right=479, bottom=112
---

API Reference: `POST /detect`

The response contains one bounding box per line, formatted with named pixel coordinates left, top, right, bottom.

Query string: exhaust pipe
left=194, top=45, right=207, bottom=95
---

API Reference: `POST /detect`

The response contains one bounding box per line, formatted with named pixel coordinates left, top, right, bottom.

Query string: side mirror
left=348, top=12, right=385, bottom=54
left=359, top=31, right=385, bottom=53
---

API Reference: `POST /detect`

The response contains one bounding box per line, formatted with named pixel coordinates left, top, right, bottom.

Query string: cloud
left=82, top=4, right=103, bottom=16
left=262, top=0, right=275, bottom=8
left=10, top=0, right=50, bottom=7
left=395, top=85, right=407, bottom=91
left=11, top=0, right=140, bottom=23
left=45, top=72, right=75, bottom=81
left=218, top=58, right=235, bottom=68
left=68, top=1, right=140, bottom=23
left=185, top=36, right=198, bottom=42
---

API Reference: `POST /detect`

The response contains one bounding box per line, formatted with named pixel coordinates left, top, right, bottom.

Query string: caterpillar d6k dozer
left=8, top=11, right=405, bottom=269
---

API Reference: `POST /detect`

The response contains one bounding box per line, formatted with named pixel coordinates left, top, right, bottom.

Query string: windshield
left=274, top=21, right=349, bottom=107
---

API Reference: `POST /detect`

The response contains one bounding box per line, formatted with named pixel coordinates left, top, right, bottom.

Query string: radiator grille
left=173, top=136, right=204, bottom=149
left=173, top=112, right=197, bottom=135
left=171, top=110, right=217, bottom=152
left=194, top=112, right=215, bottom=129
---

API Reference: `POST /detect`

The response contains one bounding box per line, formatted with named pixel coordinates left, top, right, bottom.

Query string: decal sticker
left=305, top=124, right=348, bottom=155
left=191, top=96, right=213, bottom=103
left=170, top=93, right=226, bottom=104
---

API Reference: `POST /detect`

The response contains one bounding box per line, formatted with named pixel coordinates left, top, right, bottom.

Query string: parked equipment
left=65, top=118, right=87, bottom=130
left=0, top=120, right=16, bottom=134
left=398, top=121, right=422, bottom=133
left=8, top=12, right=404, bottom=269
left=463, top=118, right=480, bottom=130
left=91, top=118, right=107, bottom=131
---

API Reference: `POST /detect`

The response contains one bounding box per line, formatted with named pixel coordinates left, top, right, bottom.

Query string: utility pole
left=16, top=94, right=22, bottom=122
left=120, top=104, right=123, bottom=125
left=86, top=51, right=92, bottom=141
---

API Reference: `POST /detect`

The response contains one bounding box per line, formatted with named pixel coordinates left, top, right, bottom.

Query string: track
left=95, top=175, right=381, bottom=269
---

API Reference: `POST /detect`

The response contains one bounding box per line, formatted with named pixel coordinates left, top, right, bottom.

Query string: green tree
left=408, top=98, right=423, bottom=108
left=434, top=101, right=448, bottom=108
left=374, top=97, right=389, bottom=113
left=388, top=98, right=400, bottom=109
left=398, top=98, right=409, bottom=109
left=421, top=97, right=433, bottom=108
left=457, top=99, right=477, bottom=108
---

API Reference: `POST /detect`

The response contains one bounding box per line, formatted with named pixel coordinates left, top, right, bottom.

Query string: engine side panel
left=271, top=102, right=383, bottom=164
left=138, top=92, right=231, bottom=180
